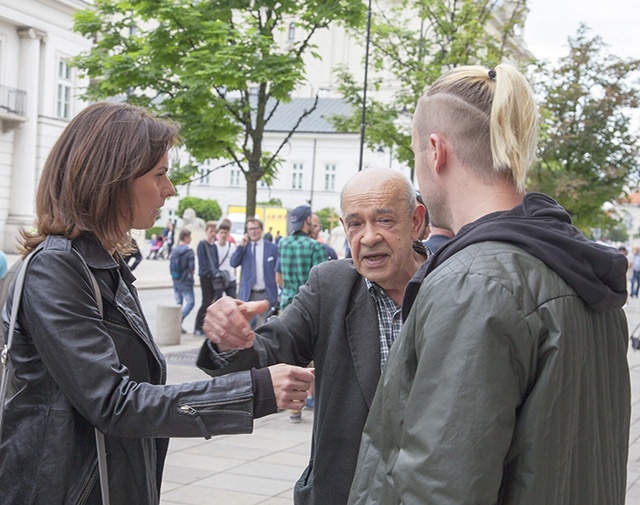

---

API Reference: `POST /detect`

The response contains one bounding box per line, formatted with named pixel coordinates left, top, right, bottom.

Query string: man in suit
left=197, top=168, right=428, bottom=505
left=230, top=217, right=279, bottom=328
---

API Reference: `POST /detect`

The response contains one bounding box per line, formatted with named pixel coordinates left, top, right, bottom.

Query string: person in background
left=348, top=64, right=629, bottom=505
left=275, top=230, right=282, bottom=244
left=161, top=219, right=175, bottom=258
left=310, top=213, right=338, bottom=260
left=194, top=221, right=219, bottom=336
left=277, top=205, right=327, bottom=312
left=631, top=247, right=640, bottom=297
left=218, top=218, right=237, bottom=245
left=0, top=250, right=7, bottom=280
left=0, top=102, right=314, bottom=505
left=199, top=168, right=428, bottom=505
left=264, top=227, right=274, bottom=242
left=123, top=238, right=143, bottom=271
left=146, top=233, right=164, bottom=259
left=424, top=224, right=454, bottom=253
left=214, top=220, right=237, bottom=300
left=170, top=229, right=195, bottom=333
left=276, top=205, right=327, bottom=422
left=230, top=218, right=278, bottom=329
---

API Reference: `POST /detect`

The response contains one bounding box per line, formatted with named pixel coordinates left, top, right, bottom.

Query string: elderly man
left=348, top=64, right=629, bottom=505
left=197, top=168, right=427, bottom=505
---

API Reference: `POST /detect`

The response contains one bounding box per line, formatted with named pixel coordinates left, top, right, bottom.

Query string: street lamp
left=358, top=0, right=373, bottom=171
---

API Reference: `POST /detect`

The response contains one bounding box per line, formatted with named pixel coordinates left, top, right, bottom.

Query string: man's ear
left=412, top=202, right=427, bottom=240
left=430, top=133, right=448, bottom=174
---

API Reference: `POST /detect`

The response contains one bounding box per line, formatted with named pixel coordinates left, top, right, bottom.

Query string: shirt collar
left=365, top=277, right=400, bottom=310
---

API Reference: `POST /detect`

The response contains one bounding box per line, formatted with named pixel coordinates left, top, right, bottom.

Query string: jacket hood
left=172, top=244, right=191, bottom=259
left=404, top=193, right=627, bottom=318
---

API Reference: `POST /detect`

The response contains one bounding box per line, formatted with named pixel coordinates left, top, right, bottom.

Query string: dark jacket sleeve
left=15, top=247, right=256, bottom=438
left=187, top=249, right=195, bottom=275
left=197, top=262, right=324, bottom=376
left=230, top=244, right=245, bottom=269
left=196, top=240, right=208, bottom=276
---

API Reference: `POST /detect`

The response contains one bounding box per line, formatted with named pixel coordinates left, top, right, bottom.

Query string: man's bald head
left=341, top=168, right=416, bottom=218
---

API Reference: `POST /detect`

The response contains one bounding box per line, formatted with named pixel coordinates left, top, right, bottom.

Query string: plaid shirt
left=366, top=278, right=403, bottom=370
left=277, top=232, right=327, bottom=310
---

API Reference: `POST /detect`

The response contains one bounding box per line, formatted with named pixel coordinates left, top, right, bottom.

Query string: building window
left=56, top=58, right=72, bottom=119
left=230, top=167, right=242, bottom=186
left=324, top=163, right=336, bottom=191
left=292, top=162, right=304, bottom=189
left=288, top=23, right=295, bottom=41
left=197, top=160, right=211, bottom=185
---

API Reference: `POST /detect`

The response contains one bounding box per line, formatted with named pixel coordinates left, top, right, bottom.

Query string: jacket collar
left=71, top=233, right=136, bottom=284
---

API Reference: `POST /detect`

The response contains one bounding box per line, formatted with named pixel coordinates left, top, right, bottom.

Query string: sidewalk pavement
left=158, top=333, right=313, bottom=505
left=126, top=257, right=313, bottom=505
left=7, top=253, right=640, bottom=503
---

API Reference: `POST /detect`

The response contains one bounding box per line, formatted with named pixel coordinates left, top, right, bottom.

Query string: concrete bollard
left=155, top=304, right=182, bottom=346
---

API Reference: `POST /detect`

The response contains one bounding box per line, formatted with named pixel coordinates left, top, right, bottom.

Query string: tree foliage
left=605, top=225, right=629, bottom=243
left=258, top=198, right=283, bottom=207
left=331, top=0, right=527, bottom=175
left=315, top=206, right=340, bottom=231
left=73, top=0, right=365, bottom=218
left=529, top=25, right=640, bottom=232
left=177, top=196, right=222, bottom=223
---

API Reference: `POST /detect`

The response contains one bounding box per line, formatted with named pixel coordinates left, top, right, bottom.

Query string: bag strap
left=0, top=247, right=110, bottom=505
left=219, top=244, right=230, bottom=266
left=70, top=248, right=109, bottom=505
left=0, top=249, right=38, bottom=437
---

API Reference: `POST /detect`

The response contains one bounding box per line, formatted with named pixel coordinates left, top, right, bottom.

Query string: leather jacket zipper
left=178, top=405, right=211, bottom=440
left=77, top=461, right=100, bottom=505
left=178, top=396, right=252, bottom=440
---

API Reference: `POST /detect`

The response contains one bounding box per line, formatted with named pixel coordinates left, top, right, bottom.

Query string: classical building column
left=4, top=27, right=46, bottom=252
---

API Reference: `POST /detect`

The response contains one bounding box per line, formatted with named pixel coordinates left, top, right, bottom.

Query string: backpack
left=169, top=251, right=182, bottom=279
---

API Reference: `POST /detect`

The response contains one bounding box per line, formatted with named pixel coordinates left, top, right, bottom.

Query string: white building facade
left=0, top=0, right=91, bottom=251
left=0, top=1, right=528, bottom=249
left=172, top=98, right=405, bottom=221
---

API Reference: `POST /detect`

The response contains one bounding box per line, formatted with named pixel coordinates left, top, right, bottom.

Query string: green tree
left=605, top=225, right=629, bottom=243
left=331, top=0, right=527, bottom=177
left=529, top=25, right=640, bottom=232
left=258, top=198, right=283, bottom=207
left=73, top=0, right=365, bottom=218
left=315, top=207, right=340, bottom=231
left=177, top=196, right=222, bottom=223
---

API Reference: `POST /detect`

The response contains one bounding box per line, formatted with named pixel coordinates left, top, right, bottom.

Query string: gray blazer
left=198, top=259, right=381, bottom=505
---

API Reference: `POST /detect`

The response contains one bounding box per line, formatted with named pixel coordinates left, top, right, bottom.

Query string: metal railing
left=0, top=85, right=26, bottom=116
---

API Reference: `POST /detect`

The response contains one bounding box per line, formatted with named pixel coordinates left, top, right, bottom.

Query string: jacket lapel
left=345, top=277, right=381, bottom=409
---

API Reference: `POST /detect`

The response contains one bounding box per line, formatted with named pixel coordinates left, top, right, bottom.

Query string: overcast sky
left=524, top=0, right=640, bottom=62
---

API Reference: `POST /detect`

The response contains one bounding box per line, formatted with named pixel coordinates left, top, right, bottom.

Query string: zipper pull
left=179, top=405, right=211, bottom=440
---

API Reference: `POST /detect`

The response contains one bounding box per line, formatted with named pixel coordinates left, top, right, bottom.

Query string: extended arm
left=199, top=265, right=325, bottom=374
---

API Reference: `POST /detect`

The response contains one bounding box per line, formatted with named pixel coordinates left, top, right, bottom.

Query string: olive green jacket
left=349, top=242, right=630, bottom=505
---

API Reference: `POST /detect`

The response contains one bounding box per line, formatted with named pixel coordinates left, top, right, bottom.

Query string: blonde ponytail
left=417, top=63, right=538, bottom=193
left=490, top=64, right=538, bottom=192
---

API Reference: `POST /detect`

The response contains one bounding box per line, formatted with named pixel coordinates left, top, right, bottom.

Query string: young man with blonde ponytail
left=348, top=64, right=630, bottom=505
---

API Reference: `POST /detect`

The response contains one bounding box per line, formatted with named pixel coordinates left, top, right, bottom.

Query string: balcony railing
left=0, top=85, right=26, bottom=116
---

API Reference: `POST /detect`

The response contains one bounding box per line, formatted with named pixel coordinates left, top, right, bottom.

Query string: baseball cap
left=289, top=205, right=312, bottom=234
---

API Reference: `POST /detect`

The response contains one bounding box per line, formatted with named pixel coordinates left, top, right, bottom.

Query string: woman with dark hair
left=0, top=102, right=313, bottom=504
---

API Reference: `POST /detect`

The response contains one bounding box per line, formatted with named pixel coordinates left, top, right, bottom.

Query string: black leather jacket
left=0, top=233, right=256, bottom=504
